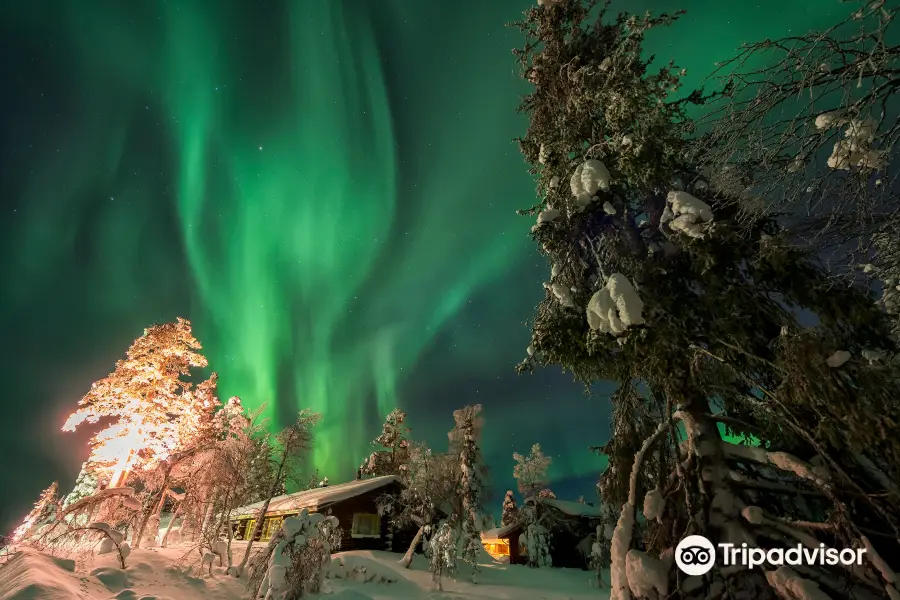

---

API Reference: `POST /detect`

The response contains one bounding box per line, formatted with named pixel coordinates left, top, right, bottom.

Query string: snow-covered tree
left=11, top=482, right=61, bottom=543
left=428, top=521, right=457, bottom=590
left=447, top=404, right=487, bottom=577
left=695, top=1, right=899, bottom=282
left=383, top=441, right=458, bottom=569
left=519, top=501, right=552, bottom=569
left=235, top=428, right=284, bottom=507
left=237, top=409, right=322, bottom=574
left=359, top=408, right=411, bottom=481
left=500, top=490, right=518, bottom=527
left=249, top=509, right=341, bottom=600
left=62, top=462, right=100, bottom=510
left=62, top=318, right=215, bottom=489
left=536, top=488, right=556, bottom=500
left=130, top=371, right=224, bottom=548
left=511, top=1, right=900, bottom=598
left=512, top=443, right=551, bottom=498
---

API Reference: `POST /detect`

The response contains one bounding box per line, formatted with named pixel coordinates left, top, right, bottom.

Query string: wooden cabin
left=496, top=497, right=603, bottom=569
left=229, top=475, right=414, bottom=553
left=480, top=528, right=511, bottom=561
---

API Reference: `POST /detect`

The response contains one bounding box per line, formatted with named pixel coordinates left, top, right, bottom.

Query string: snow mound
left=0, top=548, right=82, bottom=600
left=91, top=566, right=131, bottom=592
left=326, top=590, right=374, bottom=600
left=327, top=553, right=402, bottom=583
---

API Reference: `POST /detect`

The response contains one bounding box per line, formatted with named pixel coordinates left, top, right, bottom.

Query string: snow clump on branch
left=570, top=159, right=611, bottom=210
left=825, top=116, right=886, bottom=171
left=586, top=274, right=645, bottom=336
left=661, top=191, right=714, bottom=239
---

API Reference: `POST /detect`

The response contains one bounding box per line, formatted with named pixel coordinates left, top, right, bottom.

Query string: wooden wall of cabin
left=229, top=481, right=414, bottom=552
left=324, top=484, right=398, bottom=552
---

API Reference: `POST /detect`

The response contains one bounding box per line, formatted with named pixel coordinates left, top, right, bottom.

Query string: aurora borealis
left=0, top=0, right=840, bottom=533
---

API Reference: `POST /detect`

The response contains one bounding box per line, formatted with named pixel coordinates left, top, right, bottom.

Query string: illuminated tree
left=511, top=1, right=900, bottom=598
left=12, top=482, right=61, bottom=543
left=62, top=317, right=213, bottom=487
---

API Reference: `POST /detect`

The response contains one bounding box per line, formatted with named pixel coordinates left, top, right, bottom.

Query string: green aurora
left=0, top=0, right=840, bottom=528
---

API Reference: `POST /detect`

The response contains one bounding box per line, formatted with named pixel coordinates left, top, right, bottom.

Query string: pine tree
left=359, top=408, right=411, bottom=481
left=62, top=318, right=216, bottom=486
left=12, top=482, right=60, bottom=542
left=511, top=1, right=900, bottom=598
left=447, top=404, right=486, bottom=578
left=500, top=490, right=518, bottom=527
left=512, top=443, right=551, bottom=499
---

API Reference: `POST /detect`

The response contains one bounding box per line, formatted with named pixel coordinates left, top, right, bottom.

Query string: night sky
left=0, top=0, right=841, bottom=534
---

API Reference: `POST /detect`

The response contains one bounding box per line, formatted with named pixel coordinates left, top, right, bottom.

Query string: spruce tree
left=448, top=404, right=487, bottom=578
left=501, top=490, right=518, bottom=527
left=359, top=408, right=411, bottom=480
left=511, top=1, right=900, bottom=598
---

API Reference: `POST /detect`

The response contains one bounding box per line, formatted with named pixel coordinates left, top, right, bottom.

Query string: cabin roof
left=230, top=475, right=400, bottom=519
left=540, top=498, right=603, bottom=518
left=493, top=497, right=603, bottom=538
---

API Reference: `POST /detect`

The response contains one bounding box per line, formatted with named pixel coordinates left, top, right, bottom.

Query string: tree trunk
left=238, top=454, right=287, bottom=571
left=670, top=385, right=775, bottom=600
left=160, top=500, right=184, bottom=547
left=198, top=496, right=215, bottom=541
left=399, top=525, right=426, bottom=569
left=133, top=461, right=174, bottom=548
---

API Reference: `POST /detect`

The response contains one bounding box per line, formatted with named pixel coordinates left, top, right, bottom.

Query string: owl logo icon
left=675, top=535, right=716, bottom=575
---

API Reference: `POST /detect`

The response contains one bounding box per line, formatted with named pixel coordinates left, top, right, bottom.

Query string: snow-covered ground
left=0, top=542, right=610, bottom=600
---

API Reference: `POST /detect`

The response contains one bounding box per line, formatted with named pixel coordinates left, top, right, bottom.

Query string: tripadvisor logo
left=675, top=535, right=867, bottom=576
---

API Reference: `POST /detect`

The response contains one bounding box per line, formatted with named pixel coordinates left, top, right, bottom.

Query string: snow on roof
left=230, top=475, right=400, bottom=518
left=495, top=522, right=522, bottom=538
left=540, top=498, right=603, bottom=518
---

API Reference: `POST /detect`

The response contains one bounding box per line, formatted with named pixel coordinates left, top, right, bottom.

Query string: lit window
left=351, top=513, right=380, bottom=539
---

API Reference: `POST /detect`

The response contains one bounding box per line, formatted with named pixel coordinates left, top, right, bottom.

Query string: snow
left=587, top=274, right=645, bottom=336
left=641, top=489, right=663, bottom=522
left=825, top=116, right=885, bottom=171
left=602, top=201, right=617, bottom=215
left=551, top=282, right=575, bottom=308
left=536, top=208, right=561, bottom=224
left=230, top=474, right=401, bottom=518
left=0, top=543, right=611, bottom=600
left=570, top=160, right=611, bottom=208
left=665, top=191, right=714, bottom=239
left=766, top=566, right=832, bottom=600
left=826, top=350, right=851, bottom=368
left=625, top=550, right=669, bottom=599
left=540, top=498, right=603, bottom=518
left=814, top=112, right=842, bottom=130
left=609, top=503, right=635, bottom=600
left=538, top=144, right=549, bottom=164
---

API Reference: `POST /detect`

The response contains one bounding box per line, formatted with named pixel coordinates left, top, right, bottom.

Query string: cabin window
left=350, top=513, right=381, bottom=539
left=262, top=517, right=282, bottom=541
